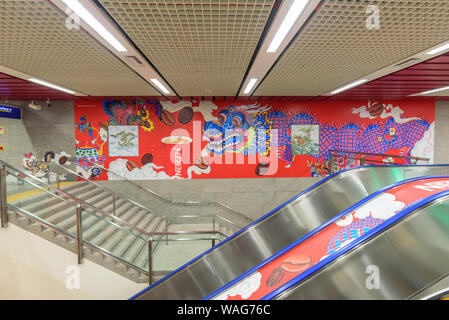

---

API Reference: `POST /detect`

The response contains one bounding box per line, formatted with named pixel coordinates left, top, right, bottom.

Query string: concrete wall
left=435, top=100, right=449, bottom=164
left=0, top=223, right=147, bottom=299
left=0, top=100, right=75, bottom=168
left=2, top=100, right=448, bottom=220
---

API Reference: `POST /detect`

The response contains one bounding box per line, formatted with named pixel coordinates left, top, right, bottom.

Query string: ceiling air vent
left=395, top=58, right=420, bottom=67
left=125, top=55, right=143, bottom=67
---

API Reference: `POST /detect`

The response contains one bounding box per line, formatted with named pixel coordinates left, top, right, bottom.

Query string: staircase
left=8, top=181, right=166, bottom=282
left=1, top=161, right=243, bottom=284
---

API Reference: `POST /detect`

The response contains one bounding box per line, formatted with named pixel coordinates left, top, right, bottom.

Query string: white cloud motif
left=411, top=122, right=434, bottom=164
left=336, top=213, right=353, bottom=227
left=107, top=159, right=175, bottom=180
left=213, top=272, right=262, bottom=300
left=353, top=193, right=405, bottom=220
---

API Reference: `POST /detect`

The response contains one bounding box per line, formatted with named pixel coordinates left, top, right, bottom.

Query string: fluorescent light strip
left=425, top=43, right=449, bottom=55
left=243, top=78, right=258, bottom=94
left=62, top=0, right=127, bottom=52
left=28, top=78, right=76, bottom=94
left=150, top=78, right=170, bottom=94
left=267, top=0, right=309, bottom=53
left=418, top=85, right=449, bottom=95
left=331, top=79, right=368, bottom=95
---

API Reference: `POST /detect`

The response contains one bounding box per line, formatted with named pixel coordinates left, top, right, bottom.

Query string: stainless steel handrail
left=0, top=160, right=240, bottom=284
left=173, top=214, right=242, bottom=229
left=328, top=150, right=431, bottom=174
left=48, top=162, right=157, bottom=215
left=52, top=160, right=248, bottom=231
left=7, top=203, right=149, bottom=273
left=2, top=161, right=151, bottom=237
left=81, top=158, right=252, bottom=224
left=329, top=149, right=430, bottom=162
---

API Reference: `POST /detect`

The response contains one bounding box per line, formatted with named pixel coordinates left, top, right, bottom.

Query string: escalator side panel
left=277, top=194, right=449, bottom=300
left=134, top=165, right=449, bottom=300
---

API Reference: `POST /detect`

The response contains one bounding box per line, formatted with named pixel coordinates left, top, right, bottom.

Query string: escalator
left=131, top=165, right=449, bottom=300
left=207, top=176, right=449, bottom=300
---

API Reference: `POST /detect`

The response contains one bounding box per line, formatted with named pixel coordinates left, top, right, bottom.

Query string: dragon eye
left=218, top=113, right=227, bottom=124
left=232, top=117, right=242, bottom=128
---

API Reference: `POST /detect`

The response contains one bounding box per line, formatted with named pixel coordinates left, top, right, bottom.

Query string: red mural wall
left=74, top=99, right=435, bottom=180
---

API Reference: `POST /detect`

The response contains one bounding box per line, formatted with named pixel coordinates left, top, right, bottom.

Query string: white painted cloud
left=160, top=100, right=218, bottom=122
left=335, top=213, right=354, bottom=227
left=186, top=165, right=211, bottom=179
left=107, top=158, right=175, bottom=180
left=353, top=102, right=421, bottom=124
left=213, top=272, right=262, bottom=300
left=353, top=193, right=406, bottom=220
left=411, top=122, right=434, bottom=164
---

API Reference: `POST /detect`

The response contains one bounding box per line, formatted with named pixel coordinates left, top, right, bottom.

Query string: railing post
left=0, top=166, right=8, bottom=228
left=56, top=170, right=60, bottom=190
left=112, top=194, right=116, bottom=216
left=329, top=154, right=334, bottom=175
left=47, top=168, right=51, bottom=191
left=165, top=217, right=168, bottom=245
left=148, top=237, right=153, bottom=285
left=75, top=204, right=83, bottom=264
left=211, top=235, right=216, bottom=248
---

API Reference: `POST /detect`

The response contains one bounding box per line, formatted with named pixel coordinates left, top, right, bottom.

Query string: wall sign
left=74, top=99, right=435, bottom=180
left=0, top=126, right=4, bottom=134
left=0, top=104, right=22, bottom=119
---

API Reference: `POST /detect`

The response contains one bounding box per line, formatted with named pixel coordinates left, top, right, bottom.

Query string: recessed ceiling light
left=28, top=78, right=76, bottom=95
left=425, top=43, right=449, bottom=55
left=267, top=0, right=310, bottom=53
left=331, top=79, right=368, bottom=95
left=417, top=85, right=449, bottom=95
left=62, top=0, right=127, bottom=52
left=150, top=79, right=170, bottom=94
left=243, top=78, right=258, bottom=94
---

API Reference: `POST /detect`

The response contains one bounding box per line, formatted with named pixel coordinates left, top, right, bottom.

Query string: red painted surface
left=0, top=73, right=76, bottom=100
left=213, top=177, right=449, bottom=300
left=333, top=53, right=449, bottom=101
left=74, top=99, right=434, bottom=180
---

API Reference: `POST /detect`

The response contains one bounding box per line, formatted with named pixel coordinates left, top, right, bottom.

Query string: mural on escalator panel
left=74, top=99, right=435, bottom=180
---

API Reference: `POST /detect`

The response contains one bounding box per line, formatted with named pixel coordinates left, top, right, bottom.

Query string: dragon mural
left=202, top=103, right=431, bottom=174
left=74, top=99, right=434, bottom=180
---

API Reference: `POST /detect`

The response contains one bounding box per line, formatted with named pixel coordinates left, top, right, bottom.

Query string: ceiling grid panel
left=98, top=0, right=275, bottom=96
left=0, top=0, right=159, bottom=96
left=255, top=0, right=449, bottom=96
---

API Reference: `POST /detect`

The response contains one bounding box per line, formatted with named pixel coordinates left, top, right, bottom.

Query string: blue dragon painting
left=202, top=104, right=431, bottom=170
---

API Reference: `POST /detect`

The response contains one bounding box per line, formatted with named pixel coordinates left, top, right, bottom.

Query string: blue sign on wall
left=0, top=104, right=22, bottom=119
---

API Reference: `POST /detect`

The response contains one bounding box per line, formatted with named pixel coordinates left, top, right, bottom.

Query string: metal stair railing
left=328, top=150, right=430, bottom=175
left=0, top=160, right=242, bottom=284
left=71, top=158, right=253, bottom=227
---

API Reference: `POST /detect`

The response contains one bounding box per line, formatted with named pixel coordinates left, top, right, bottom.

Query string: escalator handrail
left=264, top=181, right=449, bottom=300
left=204, top=174, right=446, bottom=299
left=130, top=164, right=449, bottom=299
